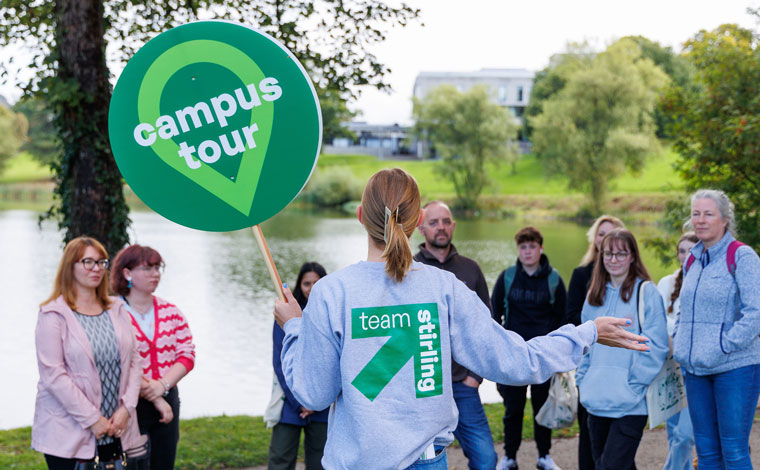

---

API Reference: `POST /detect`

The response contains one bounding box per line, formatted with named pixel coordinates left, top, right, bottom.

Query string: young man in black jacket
left=492, top=226, right=567, bottom=470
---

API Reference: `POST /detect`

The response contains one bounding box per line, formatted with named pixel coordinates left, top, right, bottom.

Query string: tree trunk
left=55, top=0, right=130, bottom=257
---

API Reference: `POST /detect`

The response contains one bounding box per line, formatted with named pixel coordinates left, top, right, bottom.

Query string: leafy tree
left=12, top=96, right=59, bottom=165
left=413, top=84, right=519, bottom=210
left=0, top=0, right=418, bottom=255
left=531, top=39, right=669, bottom=215
left=522, top=42, right=595, bottom=140
left=625, top=35, right=696, bottom=138
left=663, top=22, right=760, bottom=248
left=0, top=104, right=28, bottom=171
left=318, top=87, right=357, bottom=145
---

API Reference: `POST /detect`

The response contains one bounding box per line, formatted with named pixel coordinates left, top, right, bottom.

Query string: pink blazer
left=32, top=295, right=142, bottom=459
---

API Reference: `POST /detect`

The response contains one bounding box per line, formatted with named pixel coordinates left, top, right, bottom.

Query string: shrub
left=302, top=166, right=363, bottom=207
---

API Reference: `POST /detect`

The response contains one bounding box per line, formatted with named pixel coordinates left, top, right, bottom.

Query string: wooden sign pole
left=251, top=225, right=286, bottom=302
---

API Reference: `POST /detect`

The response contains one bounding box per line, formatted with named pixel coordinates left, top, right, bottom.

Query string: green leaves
left=664, top=23, right=760, bottom=248
left=0, top=105, right=28, bottom=173
left=531, top=38, right=668, bottom=215
left=413, top=84, right=519, bottom=209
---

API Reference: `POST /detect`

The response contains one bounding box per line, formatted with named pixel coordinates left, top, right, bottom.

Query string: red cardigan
left=128, top=295, right=196, bottom=379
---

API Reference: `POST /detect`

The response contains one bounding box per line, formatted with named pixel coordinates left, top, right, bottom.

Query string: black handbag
left=73, top=439, right=127, bottom=470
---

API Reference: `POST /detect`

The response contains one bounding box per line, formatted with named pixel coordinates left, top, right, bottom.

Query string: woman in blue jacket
left=269, top=262, right=329, bottom=470
left=674, top=189, right=760, bottom=470
left=576, top=228, right=668, bottom=470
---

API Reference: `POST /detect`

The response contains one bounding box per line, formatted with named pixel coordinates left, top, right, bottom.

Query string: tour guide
left=274, top=168, right=651, bottom=470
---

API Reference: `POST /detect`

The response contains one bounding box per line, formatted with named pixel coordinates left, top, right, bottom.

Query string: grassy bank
left=1, top=402, right=569, bottom=469
left=318, top=148, right=683, bottom=197
left=0, top=149, right=684, bottom=219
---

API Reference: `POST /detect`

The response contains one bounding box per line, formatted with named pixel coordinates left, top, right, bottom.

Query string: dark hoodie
left=491, top=254, right=567, bottom=340
left=414, top=243, right=491, bottom=382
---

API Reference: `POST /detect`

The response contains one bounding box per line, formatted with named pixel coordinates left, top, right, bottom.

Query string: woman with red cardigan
left=111, top=244, right=196, bottom=470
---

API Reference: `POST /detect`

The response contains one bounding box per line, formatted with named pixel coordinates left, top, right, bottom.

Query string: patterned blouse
left=75, top=311, right=122, bottom=445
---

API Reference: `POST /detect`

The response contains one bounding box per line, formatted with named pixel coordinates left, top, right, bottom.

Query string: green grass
left=0, top=148, right=684, bottom=215
left=316, top=147, right=683, bottom=199
left=1, top=403, right=577, bottom=470
left=0, top=152, right=51, bottom=184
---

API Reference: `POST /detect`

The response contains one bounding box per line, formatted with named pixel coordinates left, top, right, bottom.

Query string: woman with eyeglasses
left=565, top=215, right=625, bottom=470
left=575, top=229, right=669, bottom=470
left=273, top=168, right=654, bottom=470
left=33, top=237, right=147, bottom=469
left=111, top=244, right=196, bottom=470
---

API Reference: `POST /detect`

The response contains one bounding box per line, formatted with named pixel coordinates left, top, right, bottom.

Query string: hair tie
left=383, top=206, right=401, bottom=244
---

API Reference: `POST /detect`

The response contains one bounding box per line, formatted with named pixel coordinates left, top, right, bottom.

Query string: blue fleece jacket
left=576, top=279, right=668, bottom=418
left=673, top=231, right=760, bottom=376
left=281, top=261, right=597, bottom=470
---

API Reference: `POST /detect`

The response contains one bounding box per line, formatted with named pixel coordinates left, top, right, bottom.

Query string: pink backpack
left=684, top=240, right=745, bottom=276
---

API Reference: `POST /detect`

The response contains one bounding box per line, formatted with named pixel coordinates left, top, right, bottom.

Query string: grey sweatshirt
left=281, top=261, right=597, bottom=470
left=674, top=231, right=760, bottom=375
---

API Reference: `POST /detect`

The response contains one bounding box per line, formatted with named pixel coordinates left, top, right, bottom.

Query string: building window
left=498, top=86, right=507, bottom=104
left=517, top=86, right=524, bottom=103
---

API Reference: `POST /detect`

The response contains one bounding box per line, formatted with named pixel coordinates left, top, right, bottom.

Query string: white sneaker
left=496, top=455, right=518, bottom=470
left=536, top=455, right=562, bottom=470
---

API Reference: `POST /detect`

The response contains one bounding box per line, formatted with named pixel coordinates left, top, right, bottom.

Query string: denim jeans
left=664, top=407, right=694, bottom=470
left=684, top=364, right=760, bottom=470
left=405, top=448, right=448, bottom=470
left=452, top=381, right=497, bottom=470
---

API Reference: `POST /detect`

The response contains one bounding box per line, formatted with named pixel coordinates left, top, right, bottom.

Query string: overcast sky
left=353, top=0, right=758, bottom=124
left=1, top=0, right=757, bottom=125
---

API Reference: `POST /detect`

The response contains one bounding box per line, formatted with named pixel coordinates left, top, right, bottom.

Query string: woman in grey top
left=274, top=168, right=652, bottom=470
left=674, top=189, right=760, bottom=469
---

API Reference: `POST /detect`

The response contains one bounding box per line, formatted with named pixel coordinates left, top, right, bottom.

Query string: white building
left=413, top=68, right=534, bottom=120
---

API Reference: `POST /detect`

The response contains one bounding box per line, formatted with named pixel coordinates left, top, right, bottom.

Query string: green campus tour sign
left=109, top=20, right=322, bottom=231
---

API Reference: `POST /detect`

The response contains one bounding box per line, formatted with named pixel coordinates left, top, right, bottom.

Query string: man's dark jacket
left=414, top=243, right=491, bottom=382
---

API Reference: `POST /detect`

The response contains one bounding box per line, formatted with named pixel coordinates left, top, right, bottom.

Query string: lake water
left=0, top=208, right=675, bottom=429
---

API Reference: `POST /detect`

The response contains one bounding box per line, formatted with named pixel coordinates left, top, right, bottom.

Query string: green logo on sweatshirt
left=351, top=303, right=443, bottom=401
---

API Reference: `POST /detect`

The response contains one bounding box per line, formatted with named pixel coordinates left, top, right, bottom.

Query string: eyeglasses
left=602, top=251, right=631, bottom=261
left=134, top=263, right=165, bottom=274
left=80, top=258, right=110, bottom=270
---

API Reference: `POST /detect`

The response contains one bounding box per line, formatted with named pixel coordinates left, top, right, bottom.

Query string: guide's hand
left=594, top=316, right=651, bottom=352
left=274, top=285, right=303, bottom=327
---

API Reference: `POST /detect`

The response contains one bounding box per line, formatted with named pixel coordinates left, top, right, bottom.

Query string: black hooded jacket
left=491, top=254, right=567, bottom=340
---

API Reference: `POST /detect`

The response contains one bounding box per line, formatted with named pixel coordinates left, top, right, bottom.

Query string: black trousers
left=44, top=454, right=76, bottom=470
left=587, top=413, right=647, bottom=470
left=577, top=402, right=595, bottom=470
left=136, top=386, right=180, bottom=470
left=268, top=421, right=328, bottom=470
left=498, top=379, right=552, bottom=459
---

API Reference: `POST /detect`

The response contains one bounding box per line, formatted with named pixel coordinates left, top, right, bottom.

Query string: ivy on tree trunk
left=44, top=0, right=130, bottom=257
